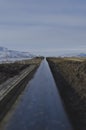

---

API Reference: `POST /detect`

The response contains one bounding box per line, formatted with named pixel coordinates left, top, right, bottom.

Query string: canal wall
left=47, top=58, right=86, bottom=130
left=0, top=64, right=39, bottom=121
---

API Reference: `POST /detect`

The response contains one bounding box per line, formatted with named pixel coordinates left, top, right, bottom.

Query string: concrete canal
left=1, top=59, right=73, bottom=130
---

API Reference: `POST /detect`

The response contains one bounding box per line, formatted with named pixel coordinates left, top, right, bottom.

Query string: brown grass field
left=0, top=58, right=43, bottom=85
left=47, top=57, right=86, bottom=130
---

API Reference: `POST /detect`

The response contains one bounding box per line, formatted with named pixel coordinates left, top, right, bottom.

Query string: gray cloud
left=0, top=0, right=86, bottom=56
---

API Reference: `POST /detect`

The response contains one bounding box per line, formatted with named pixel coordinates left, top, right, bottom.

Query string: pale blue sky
left=0, top=0, right=86, bottom=56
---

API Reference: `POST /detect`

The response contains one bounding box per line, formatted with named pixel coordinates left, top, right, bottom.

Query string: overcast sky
left=0, top=0, right=86, bottom=56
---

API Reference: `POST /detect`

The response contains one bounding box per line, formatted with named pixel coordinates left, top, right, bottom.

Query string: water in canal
left=1, top=59, right=73, bottom=130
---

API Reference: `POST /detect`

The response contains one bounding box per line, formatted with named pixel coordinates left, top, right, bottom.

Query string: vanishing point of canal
left=1, top=59, right=73, bottom=130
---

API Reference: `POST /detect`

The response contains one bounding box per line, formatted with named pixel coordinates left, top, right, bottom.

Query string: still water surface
left=2, top=59, right=73, bottom=130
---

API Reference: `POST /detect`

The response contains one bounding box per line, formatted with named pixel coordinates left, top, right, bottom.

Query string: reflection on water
left=3, top=59, right=73, bottom=130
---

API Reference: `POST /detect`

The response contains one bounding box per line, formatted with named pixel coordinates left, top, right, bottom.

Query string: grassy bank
left=47, top=57, right=86, bottom=130
left=0, top=58, right=43, bottom=85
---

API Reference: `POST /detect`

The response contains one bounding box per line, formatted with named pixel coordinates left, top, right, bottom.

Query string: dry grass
left=0, top=58, right=43, bottom=85
left=0, top=63, right=30, bottom=85
left=48, top=57, right=86, bottom=99
left=47, top=57, right=86, bottom=130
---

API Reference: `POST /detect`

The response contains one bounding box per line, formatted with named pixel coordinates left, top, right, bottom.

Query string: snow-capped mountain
left=0, top=47, right=35, bottom=60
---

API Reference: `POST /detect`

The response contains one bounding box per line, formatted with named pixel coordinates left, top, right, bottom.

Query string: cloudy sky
left=0, top=0, right=86, bottom=56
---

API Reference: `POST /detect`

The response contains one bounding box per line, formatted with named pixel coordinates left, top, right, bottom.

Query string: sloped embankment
left=0, top=58, right=43, bottom=85
left=47, top=58, right=86, bottom=130
left=0, top=58, right=42, bottom=121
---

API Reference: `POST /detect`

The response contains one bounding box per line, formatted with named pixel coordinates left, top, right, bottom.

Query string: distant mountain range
left=0, top=47, right=36, bottom=60
left=0, top=46, right=86, bottom=61
left=78, top=53, right=86, bottom=57
left=61, top=52, right=86, bottom=57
